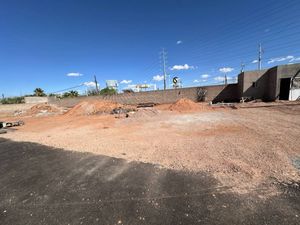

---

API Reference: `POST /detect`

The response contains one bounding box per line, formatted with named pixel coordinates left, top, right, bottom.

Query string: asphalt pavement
left=0, top=137, right=299, bottom=225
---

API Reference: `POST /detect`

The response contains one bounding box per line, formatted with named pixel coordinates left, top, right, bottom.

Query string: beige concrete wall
left=49, top=85, right=239, bottom=107
left=239, top=69, right=268, bottom=100
left=0, top=103, right=35, bottom=117
left=236, top=63, right=300, bottom=101
left=25, top=97, right=48, bottom=104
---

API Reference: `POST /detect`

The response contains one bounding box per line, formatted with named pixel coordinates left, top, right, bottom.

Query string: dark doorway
left=279, top=78, right=291, bottom=100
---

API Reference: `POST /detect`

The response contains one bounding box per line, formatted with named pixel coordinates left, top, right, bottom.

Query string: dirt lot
left=1, top=100, right=300, bottom=193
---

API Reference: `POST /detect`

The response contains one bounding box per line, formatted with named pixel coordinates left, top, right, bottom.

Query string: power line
left=184, top=0, right=299, bottom=49
left=187, top=41, right=300, bottom=65
left=132, top=55, right=160, bottom=84
left=51, top=84, right=85, bottom=94
left=189, top=24, right=300, bottom=58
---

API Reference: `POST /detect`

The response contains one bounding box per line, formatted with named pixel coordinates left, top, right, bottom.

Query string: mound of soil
left=65, top=100, right=133, bottom=116
left=169, top=98, right=211, bottom=112
left=130, top=108, right=159, bottom=119
left=28, top=103, right=61, bottom=115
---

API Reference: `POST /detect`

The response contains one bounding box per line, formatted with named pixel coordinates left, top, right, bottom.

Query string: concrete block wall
left=25, top=97, right=48, bottom=104
left=49, top=84, right=238, bottom=108
left=236, top=63, right=300, bottom=101
left=212, top=84, right=239, bottom=103
left=238, top=69, right=268, bottom=100
left=266, top=67, right=278, bottom=101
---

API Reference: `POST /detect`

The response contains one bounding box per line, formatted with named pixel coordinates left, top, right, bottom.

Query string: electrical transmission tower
left=160, top=48, right=168, bottom=90
left=258, top=43, right=263, bottom=70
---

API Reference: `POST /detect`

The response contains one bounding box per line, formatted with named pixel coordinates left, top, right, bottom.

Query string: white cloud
left=201, top=74, right=210, bottom=78
left=268, top=55, right=297, bottom=64
left=214, top=76, right=233, bottom=82
left=67, top=72, right=83, bottom=77
left=289, top=56, right=300, bottom=62
left=153, top=75, right=164, bottom=81
left=252, top=60, right=258, bottom=64
left=83, top=81, right=99, bottom=87
left=193, top=79, right=207, bottom=83
left=176, top=40, right=182, bottom=45
left=219, top=67, right=234, bottom=73
left=214, top=76, right=225, bottom=82
left=170, top=64, right=195, bottom=71
left=120, top=80, right=132, bottom=84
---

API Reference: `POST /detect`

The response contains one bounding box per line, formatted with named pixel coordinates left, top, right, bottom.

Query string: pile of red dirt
left=65, top=100, right=133, bottom=116
left=169, top=98, right=212, bottom=112
left=28, top=103, right=61, bottom=115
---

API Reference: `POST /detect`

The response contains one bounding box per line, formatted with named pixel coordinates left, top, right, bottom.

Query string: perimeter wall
left=48, top=84, right=238, bottom=107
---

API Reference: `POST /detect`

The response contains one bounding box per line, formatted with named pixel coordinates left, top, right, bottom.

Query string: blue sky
left=1, top=0, right=300, bottom=96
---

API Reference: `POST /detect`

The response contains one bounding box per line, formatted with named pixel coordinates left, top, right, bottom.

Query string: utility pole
left=224, top=74, right=228, bottom=85
left=161, top=48, right=168, bottom=90
left=94, top=75, right=99, bottom=94
left=258, top=43, right=263, bottom=70
left=241, top=62, right=245, bottom=73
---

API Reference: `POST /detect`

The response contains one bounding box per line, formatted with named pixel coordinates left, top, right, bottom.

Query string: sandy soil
left=1, top=100, right=300, bottom=194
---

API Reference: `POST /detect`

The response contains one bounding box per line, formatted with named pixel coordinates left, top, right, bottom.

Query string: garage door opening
left=279, top=78, right=291, bottom=100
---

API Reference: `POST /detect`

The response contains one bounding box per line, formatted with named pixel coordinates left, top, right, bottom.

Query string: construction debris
left=0, top=120, right=24, bottom=134
left=65, top=100, right=135, bottom=116
left=137, top=102, right=156, bottom=108
left=111, top=107, right=134, bottom=115
left=4, top=120, right=25, bottom=127
left=210, top=102, right=238, bottom=109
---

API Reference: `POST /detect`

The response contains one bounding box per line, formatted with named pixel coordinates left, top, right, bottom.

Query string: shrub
left=62, top=90, right=79, bottom=98
left=99, top=87, right=117, bottom=96
left=1, top=97, right=25, bottom=104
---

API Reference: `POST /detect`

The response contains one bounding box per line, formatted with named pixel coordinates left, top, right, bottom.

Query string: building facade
left=237, top=63, right=300, bottom=101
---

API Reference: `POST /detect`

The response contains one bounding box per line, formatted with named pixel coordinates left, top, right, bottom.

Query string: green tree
left=1, top=97, right=24, bottom=104
left=33, top=88, right=46, bottom=97
left=62, top=90, right=79, bottom=98
left=62, top=92, right=70, bottom=98
left=99, top=87, right=117, bottom=96
left=87, top=88, right=99, bottom=96
left=69, top=90, right=79, bottom=97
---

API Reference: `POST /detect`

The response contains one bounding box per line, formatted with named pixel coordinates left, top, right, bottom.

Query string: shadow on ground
left=0, top=137, right=299, bottom=225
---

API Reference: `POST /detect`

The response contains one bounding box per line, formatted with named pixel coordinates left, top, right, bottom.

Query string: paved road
left=0, top=137, right=299, bottom=225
